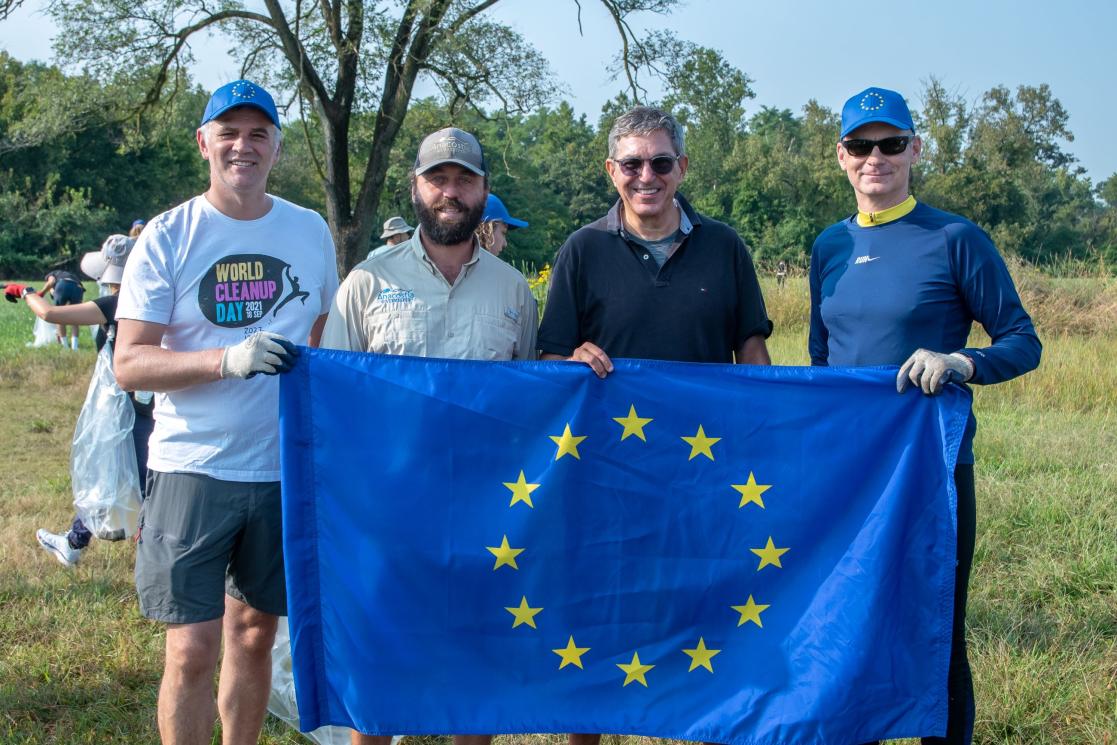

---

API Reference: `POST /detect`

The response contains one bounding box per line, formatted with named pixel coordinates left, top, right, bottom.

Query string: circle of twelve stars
left=485, top=405, right=788, bottom=688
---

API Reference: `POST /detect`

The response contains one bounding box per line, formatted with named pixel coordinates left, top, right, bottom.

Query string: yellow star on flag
left=731, top=595, right=770, bottom=627
left=505, top=596, right=542, bottom=628
left=731, top=471, right=772, bottom=509
left=503, top=470, right=540, bottom=508
left=486, top=535, right=524, bottom=570
left=750, top=536, right=789, bottom=570
left=613, top=405, right=653, bottom=442
left=616, top=651, right=655, bottom=687
left=552, top=636, right=590, bottom=669
left=681, top=425, right=720, bottom=461
left=681, top=637, right=721, bottom=672
left=550, top=423, right=587, bottom=460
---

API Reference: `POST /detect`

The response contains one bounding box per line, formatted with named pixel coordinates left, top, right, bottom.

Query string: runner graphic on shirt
left=197, top=253, right=311, bottom=328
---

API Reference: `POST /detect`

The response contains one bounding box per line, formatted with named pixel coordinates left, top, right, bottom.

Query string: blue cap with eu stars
left=200, top=80, right=281, bottom=129
left=840, top=87, right=914, bottom=138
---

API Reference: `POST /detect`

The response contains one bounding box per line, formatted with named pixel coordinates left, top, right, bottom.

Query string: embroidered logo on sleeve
left=854, top=255, right=881, bottom=265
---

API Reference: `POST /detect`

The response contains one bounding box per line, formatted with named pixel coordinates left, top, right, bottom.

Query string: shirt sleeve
left=91, top=294, right=117, bottom=323
left=319, top=271, right=371, bottom=352
left=117, top=222, right=176, bottom=325
left=948, top=224, right=1042, bottom=385
left=733, top=234, right=773, bottom=343
left=318, top=219, right=341, bottom=313
left=808, top=242, right=830, bottom=367
left=514, top=285, right=538, bottom=361
left=536, top=240, right=582, bottom=357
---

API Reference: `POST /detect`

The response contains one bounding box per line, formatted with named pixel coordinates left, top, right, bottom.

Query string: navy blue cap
left=482, top=194, right=528, bottom=229
left=840, top=87, right=914, bottom=138
left=200, top=80, right=281, bottom=129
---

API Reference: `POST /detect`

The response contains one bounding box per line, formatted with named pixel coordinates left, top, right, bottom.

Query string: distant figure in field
left=809, top=86, right=1041, bottom=745
left=475, top=193, right=528, bottom=259
left=776, top=259, right=787, bottom=286
left=38, top=268, right=86, bottom=349
left=129, top=219, right=146, bottom=239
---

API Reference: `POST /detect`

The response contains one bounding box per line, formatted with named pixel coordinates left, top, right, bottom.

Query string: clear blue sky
left=2, top=0, right=1113, bottom=184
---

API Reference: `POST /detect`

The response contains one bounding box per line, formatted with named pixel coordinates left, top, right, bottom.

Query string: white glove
left=220, top=331, right=299, bottom=379
left=896, top=349, right=974, bottom=395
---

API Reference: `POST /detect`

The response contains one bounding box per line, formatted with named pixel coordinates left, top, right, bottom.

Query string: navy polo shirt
left=539, top=194, right=772, bottom=363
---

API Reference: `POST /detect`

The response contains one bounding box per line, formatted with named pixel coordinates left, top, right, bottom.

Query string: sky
left=1, top=0, right=1113, bottom=184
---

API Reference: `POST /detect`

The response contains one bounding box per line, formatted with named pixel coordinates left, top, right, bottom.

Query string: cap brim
left=380, top=229, right=411, bottom=239
left=100, top=264, right=125, bottom=285
left=80, top=252, right=107, bottom=281
left=505, top=217, right=529, bottom=229
left=202, top=102, right=281, bottom=129
left=841, top=116, right=914, bottom=138
left=415, top=159, right=486, bottom=177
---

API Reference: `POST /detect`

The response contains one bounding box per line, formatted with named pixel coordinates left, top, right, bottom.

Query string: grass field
left=0, top=274, right=1113, bottom=744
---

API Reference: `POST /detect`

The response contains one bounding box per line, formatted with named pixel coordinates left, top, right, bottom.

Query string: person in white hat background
left=475, top=193, right=528, bottom=259
left=366, top=215, right=414, bottom=260
left=4, top=234, right=156, bottom=566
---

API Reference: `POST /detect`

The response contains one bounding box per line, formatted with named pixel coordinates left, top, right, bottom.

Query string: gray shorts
left=135, top=471, right=286, bottom=624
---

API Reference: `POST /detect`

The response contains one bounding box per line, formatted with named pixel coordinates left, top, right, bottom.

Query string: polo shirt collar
left=606, top=192, right=701, bottom=237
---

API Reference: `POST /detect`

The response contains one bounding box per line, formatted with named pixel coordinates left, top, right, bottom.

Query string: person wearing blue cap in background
left=111, top=79, right=339, bottom=745
left=475, top=193, right=528, bottom=258
left=809, top=87, right=1041, bottom=745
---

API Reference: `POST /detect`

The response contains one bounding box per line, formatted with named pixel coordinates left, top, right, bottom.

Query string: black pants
left=862, top=463, right=976, bottom=745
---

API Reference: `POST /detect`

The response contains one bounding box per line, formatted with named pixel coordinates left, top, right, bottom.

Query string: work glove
left=220, top=331, right=300, bottom=379
left=897, top=349, right=975, bottom=395
left=4, top=283, right=33, bottom=302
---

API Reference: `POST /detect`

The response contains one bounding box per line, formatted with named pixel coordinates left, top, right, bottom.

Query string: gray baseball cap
left=414, top=127, right=486, bottom=176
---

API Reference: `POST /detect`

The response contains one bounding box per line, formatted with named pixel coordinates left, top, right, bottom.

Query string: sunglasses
left=611, top=155, right=681, bottom=176
left=840, top=135, right=913, bottom=157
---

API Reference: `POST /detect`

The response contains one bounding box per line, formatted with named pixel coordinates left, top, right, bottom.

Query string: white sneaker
left=36, top=529, right=81, bottom=567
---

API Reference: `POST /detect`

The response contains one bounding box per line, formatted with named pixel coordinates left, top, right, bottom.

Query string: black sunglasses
left=611, top=155, right=681, bottom=176
left=840, top=135, right=914, bottom=157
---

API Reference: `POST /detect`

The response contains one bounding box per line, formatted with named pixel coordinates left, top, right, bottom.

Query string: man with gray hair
left=539, top=105, right=772, bottom=376
left=114, top=78, right=339, bottom=745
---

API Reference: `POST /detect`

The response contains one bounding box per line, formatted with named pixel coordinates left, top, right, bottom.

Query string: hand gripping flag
left=280, top=349, right=971, bottom=744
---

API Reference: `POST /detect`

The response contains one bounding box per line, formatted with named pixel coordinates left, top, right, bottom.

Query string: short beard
left=412, top=193, right=485, bottom=246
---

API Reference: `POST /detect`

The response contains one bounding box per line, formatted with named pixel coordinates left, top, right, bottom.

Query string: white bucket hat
left=80, top=234, right=135, bottom=285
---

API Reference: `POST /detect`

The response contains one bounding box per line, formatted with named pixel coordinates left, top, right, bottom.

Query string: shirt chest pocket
left=470, top=313, right=519, bottom=361
left=366, top=308, right=429, bottom=357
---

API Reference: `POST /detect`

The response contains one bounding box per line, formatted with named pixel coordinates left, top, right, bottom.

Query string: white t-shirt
left=117, top=194, right=339, bottom=481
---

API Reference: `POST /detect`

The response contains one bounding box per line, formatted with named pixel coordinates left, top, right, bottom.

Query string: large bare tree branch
left=262, top=0, right=334, bottom=116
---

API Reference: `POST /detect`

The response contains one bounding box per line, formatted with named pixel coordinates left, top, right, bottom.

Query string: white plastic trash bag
left=269, top=617, right=358, bottom=745
left=28, top=316, right=58, bottom=347
left=71, top=344, right=142, bottom=541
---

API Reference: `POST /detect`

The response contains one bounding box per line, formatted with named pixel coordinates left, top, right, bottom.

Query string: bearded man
left=320, top=126, right=536, bottom=360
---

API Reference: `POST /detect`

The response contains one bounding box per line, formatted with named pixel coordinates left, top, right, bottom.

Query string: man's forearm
left=735, top=335, right=771, bottom=365
left=114, top=345, right=224, bottom=392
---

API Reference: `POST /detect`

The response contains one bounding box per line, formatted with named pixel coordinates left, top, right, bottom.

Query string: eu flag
left=280, top=349, right=970, bottom=744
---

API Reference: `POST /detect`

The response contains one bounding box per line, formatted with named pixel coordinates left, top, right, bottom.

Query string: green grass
left=0, top=276, right=1114, bottom=744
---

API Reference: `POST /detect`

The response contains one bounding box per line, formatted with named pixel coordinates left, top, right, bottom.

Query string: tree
left=50, top=0, right=684, bottom=272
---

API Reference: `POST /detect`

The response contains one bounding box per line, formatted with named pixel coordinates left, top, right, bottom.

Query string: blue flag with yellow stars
left=280, top=349, right=971, bottom=744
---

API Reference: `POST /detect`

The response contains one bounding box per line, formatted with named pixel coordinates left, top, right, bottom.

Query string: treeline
left=2, top=51, right=1115, bottom=275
